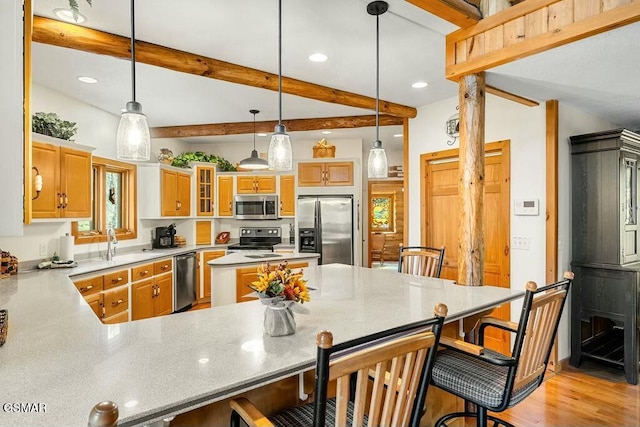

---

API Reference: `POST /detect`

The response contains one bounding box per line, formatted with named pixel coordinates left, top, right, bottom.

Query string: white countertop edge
left=208, top=252, right=320, bottom=267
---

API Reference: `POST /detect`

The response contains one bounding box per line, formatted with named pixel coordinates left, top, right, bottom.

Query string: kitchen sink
left=244, top=254, right=282, bottom=259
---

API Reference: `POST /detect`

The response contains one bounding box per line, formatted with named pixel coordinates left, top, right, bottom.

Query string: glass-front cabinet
left=196, top=164, right=215, bottom=216
left=622, top=156, right=639, bottom=264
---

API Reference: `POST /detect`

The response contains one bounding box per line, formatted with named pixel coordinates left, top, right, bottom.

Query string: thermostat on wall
left=514, top=199, right=539, bottom=216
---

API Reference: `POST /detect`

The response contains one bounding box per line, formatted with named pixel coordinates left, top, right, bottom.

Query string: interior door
left=423, top=141, right=511, bottom=354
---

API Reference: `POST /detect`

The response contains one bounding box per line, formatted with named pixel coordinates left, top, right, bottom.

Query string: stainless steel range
left=227, top=227, right=281, bottom=252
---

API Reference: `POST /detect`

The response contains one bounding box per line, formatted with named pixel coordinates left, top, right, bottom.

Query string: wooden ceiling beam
left=32, top=16, right=417, bottom=119
left=486, top=85, right=539, bottom=107
left=151, top=114, right=403, bottom=139
left=405, top=0, right=480, bottom=28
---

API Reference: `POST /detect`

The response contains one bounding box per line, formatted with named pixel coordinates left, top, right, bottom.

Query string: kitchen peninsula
left=208, top=252, right=320, bottom=306
left=0, top=264, right=523, bottom=427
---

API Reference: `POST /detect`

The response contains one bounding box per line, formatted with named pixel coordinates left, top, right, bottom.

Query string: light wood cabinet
left=195, top=221, right=212, bottom=245
left=32, top=141, right=92, bottom=218
left=196, top=165, right=215, bottom=216
left=297, top=161, right=354, bottom=187
left=237, top=175, right=277, bottom=194
left=235, top=261, right=309, bottom=304
left=202, top=250, right=226, bottom=301
left=161, top=169, right=191, bottom=217
left=131, top=258, right=173, bottom=320
left=72, top=270, right=128, bottom=324
left=279, top=175, right=295, bottom=216
left=218, top=175, right=234, bottom=216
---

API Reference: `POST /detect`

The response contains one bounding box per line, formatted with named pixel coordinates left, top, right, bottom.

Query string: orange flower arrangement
left=249, top=261, right=310, bottom=304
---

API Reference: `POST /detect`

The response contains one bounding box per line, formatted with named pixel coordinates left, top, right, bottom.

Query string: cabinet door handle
left=229, top=201, right=232, bottom=212
left=113, top=277, right=123, bottom=283
left=81, top=285, right=93, bottom=292
left=140, top=270, right=149, bottom=276
left=280, top=201, right=283, bottom=212
left=177, top=200, right=182, bottom=210
left=156, top=286, right=160, bottom=296
left=57, top=193, right=64, bottom=209
left=161, top=264, right=168, bottom=270
left=112, top=299, right=124, bottom=306
left=63, top=193, right=69, bottom=208
left=152, top=285, right=157, bottom=297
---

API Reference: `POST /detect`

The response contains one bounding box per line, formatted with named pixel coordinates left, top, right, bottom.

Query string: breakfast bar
left=0, top=264, right=523, bottom=427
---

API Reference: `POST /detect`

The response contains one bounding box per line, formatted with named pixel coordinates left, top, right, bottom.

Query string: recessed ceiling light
left=257, top=133, right=267, bottom=137
left=393, top=134, right=403, bottom=138
left=77, top=76, right=97, bottom=84
left=198, top=358, right=209, bottom=364
left=53, top=8, right=87, bottom=24
left=322, top=131, right=332, bottom=135
left=411, top=81, right=429, bottom=89
left=309, top=53, right=328, bottom=63
left=124, top=400, right=138, bottom=408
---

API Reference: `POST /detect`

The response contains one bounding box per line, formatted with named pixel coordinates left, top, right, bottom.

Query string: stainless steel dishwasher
left=174, top=252, right=196, bottom=312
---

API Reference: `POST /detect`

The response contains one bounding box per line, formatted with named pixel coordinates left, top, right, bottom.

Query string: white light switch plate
left=512, top=236, right=530, bottom=250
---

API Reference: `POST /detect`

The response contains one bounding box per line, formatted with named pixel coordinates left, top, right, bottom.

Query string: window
left=371, top=192, right=395, bottom=233
left=72, top=156, right=137, bottom=244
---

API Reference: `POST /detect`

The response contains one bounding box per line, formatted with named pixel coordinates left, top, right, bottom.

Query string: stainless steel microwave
left=234, top=195, right=279, bottom=220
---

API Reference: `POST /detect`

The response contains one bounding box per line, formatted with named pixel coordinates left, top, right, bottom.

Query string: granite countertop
left=208, top=252, right=320, bottom=267
left=0, top=264, right=523, bottom=427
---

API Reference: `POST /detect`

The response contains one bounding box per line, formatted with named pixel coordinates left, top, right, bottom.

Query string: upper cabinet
left=217, top=175, right=234, bottom=217
left=32, top=139, right=92, bottom=219
left=236, top=175, right=277, bottom=194
left=139, top=164, right=192, bottom=219
left=298, top=161, right=354, bottom=187
left=195, top=165, right=215, bottom=216
left=279, top=175, right=295, bottom=217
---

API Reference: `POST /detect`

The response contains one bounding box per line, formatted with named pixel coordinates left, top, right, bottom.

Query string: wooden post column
left=458, top=72, right=486, bottom=286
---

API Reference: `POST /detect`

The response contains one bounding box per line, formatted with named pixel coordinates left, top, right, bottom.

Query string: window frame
left=72, top=156, right=137, bottom=244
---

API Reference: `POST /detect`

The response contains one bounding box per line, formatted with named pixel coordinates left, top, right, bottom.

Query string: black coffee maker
left=153, top=223, right=176, bottom=248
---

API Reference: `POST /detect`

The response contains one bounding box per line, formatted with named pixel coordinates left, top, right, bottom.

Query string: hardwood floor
left=494, top=366, right=640, bottom=426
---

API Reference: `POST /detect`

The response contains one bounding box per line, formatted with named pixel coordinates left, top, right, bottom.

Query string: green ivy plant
left=172, top=151, right=237, bottom=172
left=69, top=0, right=92, bottom=22
left=32, top=112, right=78, bottom=141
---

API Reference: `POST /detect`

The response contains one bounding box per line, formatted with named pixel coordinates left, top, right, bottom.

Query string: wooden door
left=325, top=162, right=354, bottom=186
left=154, top=273, right=173, bottom=316
left=279, top=175, right=295, bottom=216
left=423, top=141, right=511, bottom=354
left=255, top=175, right=276, bottom=193
left=297, top=163, right=325, bottom=187
left=196, top=166, right=214, bottom=216
left=218, top=176, right=234, bottom=216
left=131, top=278, right=155, bottom=321
left=31, top=142, right=60, bottom=218
left=368, top=180, right=405, bottom=265
left=60, top=147, right=92, bottom=218
left=236, top=176, right=257, bottom=193
left=176, top=172, right=191, bottom=216
left=203, top=250, right=226, bottom=300
left=161, top=169, right=178, bottom=216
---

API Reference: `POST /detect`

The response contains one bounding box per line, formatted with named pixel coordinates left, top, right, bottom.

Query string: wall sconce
left=32, top=166, right=42, bottom=200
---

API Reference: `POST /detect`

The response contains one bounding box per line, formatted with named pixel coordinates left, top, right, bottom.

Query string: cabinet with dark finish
left=570, top=129, right=640, bottom=384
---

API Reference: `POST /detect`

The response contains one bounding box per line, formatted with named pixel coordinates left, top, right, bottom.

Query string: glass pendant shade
left=116, top=102, right=150, bottom=161
left=268, top=125, right=292, bottom=171
left=368, top=141, right=388, bottom=178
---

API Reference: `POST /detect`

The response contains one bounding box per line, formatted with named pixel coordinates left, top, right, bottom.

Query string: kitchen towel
left=59, top=234, right=74, bottom=262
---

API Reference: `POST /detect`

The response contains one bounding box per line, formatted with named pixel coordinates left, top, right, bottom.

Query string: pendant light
left=367, top=1, right=389, bottom=178
left=116, top=0, right=150, bottom=161
left=239, top=109, right=269, bottom=170
left=268, top=0, right=293, bottom=171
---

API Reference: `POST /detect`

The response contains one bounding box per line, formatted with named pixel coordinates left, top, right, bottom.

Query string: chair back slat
left=514, top=289, right=566, bottom=390
left=329, top=332, right=436, bottom=427
left=398, top=246, right=445, bottom=278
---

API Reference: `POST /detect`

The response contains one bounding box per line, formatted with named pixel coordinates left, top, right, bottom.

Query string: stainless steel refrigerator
left=297, top=195, right=353, bottom=265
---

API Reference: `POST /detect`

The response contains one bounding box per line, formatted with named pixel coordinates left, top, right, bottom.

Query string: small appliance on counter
left=153, top=223, right=177, bottom=249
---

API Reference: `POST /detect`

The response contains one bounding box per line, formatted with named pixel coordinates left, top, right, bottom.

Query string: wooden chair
left=230, top=304, right=448, bottom=427
left=430, top=272, right=573, bottom=427
left=370, top=233, right=387, bottom=266
left=398, top=246, right=445, bottom=278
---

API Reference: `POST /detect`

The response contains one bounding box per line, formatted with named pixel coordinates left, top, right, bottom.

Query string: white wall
left=0, top=1, right=24, bottom=236
left=408, top=96, right=620, bottom=361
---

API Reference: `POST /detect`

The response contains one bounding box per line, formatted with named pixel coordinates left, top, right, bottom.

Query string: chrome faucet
left=106, top=226, right=118, bottom=260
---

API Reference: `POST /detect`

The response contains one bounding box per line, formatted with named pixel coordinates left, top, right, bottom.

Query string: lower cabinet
left=131, top=259, right=173, bottom=321
left=73, top=269, right=129, bottom=324
left=235, top=262, right=309, bottom=304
